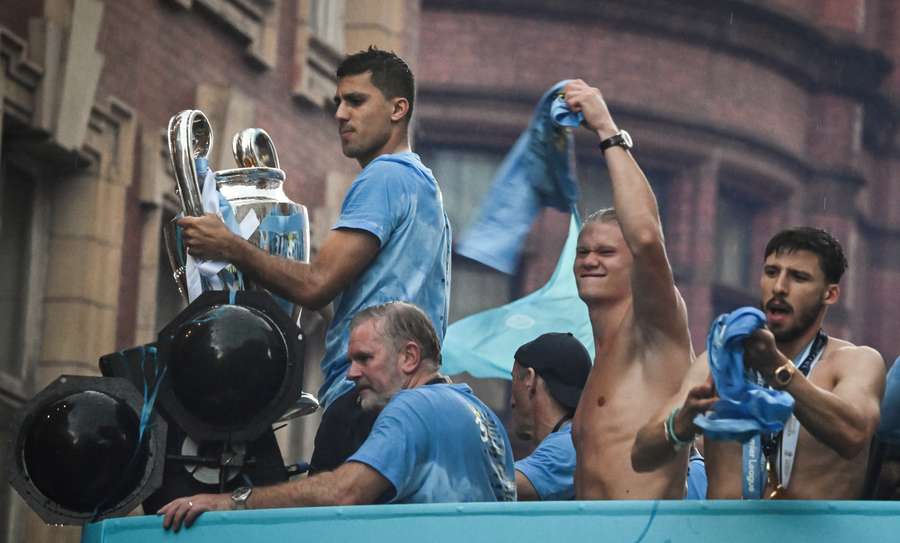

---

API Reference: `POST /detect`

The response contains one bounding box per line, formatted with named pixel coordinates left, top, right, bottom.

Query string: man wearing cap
left=510, top=333, right=592, bottom=500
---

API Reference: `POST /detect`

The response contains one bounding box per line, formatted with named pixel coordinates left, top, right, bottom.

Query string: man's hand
left=673, top=373, right=718, bottom=440
left=158, top=493, right=230, bottom=532
left=743, top=328, right=788, bottom=380
left=177, top=214, right=240, bottom=261
left=562, top=79, right=619, bottom=140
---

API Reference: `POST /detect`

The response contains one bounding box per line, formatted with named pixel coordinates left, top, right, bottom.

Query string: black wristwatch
left=231, top=486, right=252, bottom=510
left=599, top=130, right=633, bottom=152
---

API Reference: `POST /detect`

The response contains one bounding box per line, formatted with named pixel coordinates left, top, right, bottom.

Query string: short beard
left=769, top=298, right=825, bottom=343
left=358, top=390, right=392, bottom=412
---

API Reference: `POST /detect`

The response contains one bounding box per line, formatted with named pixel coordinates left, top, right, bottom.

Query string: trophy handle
left=232, top=128, right=280, bottom=169
left=167, top=110, right=213, bottom=217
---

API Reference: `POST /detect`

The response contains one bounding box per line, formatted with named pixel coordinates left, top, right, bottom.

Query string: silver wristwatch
left=231, top=486, right=252, bottom=510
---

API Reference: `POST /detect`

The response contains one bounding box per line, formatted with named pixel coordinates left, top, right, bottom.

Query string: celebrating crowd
left=159, top=47, right=896, bottom=531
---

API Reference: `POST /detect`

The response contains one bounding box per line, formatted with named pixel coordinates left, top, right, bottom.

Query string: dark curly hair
left=764, top=227, right=848, bottom=284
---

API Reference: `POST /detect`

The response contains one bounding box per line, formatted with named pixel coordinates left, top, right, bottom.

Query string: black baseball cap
left=514, top=332, right=592, bottom=410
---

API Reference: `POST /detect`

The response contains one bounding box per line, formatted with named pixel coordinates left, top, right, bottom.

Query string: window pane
left=0, top=162, right=32, bottom=378
left=715, top=194, right=753, bottom=288
left=419, top=148, right=512, bottom=320
left=420, top=148, right=502, bottom=234
left=309, top=0, right=344, bottom=50
left=0, top=399, right=17, bottom=543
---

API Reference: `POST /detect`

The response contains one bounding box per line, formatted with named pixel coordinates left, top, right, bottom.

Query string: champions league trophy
left=164, top=110, right=311, bottom=323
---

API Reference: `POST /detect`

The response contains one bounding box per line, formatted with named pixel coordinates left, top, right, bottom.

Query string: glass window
left=577, top=161, right=670, bottom=231
left=715, top=192, right=754, bottom=289
left=0, top=160, right=32, bottom=379
left=309, top=0, right=345, bottom=51
left=418, top=147, right=512, bottom=321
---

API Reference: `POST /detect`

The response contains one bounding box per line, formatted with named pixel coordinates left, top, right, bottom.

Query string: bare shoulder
left=826, top=338, right=885, bottom=370
left=821, top=338, right=886, bottom=390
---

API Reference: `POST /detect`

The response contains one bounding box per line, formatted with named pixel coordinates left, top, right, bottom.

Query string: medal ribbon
left=775, top=330, right=828, bottom=491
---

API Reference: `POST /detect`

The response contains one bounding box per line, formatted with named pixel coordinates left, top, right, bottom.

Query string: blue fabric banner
left=455, top=80, right=581, bottom=274
left=442, top=214, right=593, bottom=379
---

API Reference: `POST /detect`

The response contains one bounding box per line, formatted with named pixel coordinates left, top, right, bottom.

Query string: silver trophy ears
left=167, top=110, right=213, bottom=217
left=232, top=128, right=280, bottom=169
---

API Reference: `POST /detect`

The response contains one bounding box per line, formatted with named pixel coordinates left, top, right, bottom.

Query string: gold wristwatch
left=772, top=362, right=796, bottom=389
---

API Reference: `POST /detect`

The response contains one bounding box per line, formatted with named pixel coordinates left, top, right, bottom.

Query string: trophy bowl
left=164, top=113, right=310, bottom=324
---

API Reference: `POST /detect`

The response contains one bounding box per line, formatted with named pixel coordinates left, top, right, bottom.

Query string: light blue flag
left=442, top=213, right=594, bottom=378
left=456, top=80, right=581, bottom=274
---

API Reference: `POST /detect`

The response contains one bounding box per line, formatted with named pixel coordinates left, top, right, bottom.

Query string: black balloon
left=22, top=390, right=145, bottom=513
left=167, top=304, right=288, bottom=428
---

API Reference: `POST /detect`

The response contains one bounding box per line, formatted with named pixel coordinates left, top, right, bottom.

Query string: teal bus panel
left=82, top=500, right=900, bottom=543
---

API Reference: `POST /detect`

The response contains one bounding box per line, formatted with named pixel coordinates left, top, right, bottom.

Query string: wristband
left=664, top=407, right=693, bottom=451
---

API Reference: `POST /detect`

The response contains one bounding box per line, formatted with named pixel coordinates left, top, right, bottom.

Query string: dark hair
left=350, top=301, right=441, bottom=368
left=336, top=46, right=415, bottom=122
left=764, top=227, right=848, bottom=284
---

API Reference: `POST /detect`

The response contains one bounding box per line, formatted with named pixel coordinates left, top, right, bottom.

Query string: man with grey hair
left=160, top=302, right=515, bottom=532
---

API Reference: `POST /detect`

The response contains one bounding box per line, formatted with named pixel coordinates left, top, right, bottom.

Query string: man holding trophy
left=177, top=47, right=452, bottom=469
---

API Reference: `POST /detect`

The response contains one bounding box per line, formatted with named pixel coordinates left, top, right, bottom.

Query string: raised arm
left=160, top=461, right=391, bottom=531
left=744, top=330, right=886, bottom=459
left=178, top=214, right=380, bottom=310
left=563, top=80, right=684, bottom=339
left=632, top=352, right=716, bottom=472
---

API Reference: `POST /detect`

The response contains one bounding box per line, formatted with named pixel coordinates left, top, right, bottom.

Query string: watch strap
left=599, top=130, right=632, bottom=152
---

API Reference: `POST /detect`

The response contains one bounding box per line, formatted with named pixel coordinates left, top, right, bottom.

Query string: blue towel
left=455, top=80, right=580, bottom=274
left=550, top=95, right=584, bottom=127
left=878, top=357, right=900, bottom=445
left=694, top=307, right=795, bottom=442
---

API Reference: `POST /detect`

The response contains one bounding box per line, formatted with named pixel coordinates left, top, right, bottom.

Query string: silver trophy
left=163, top=110, right=311, bottom=325
left=164, top=110, right=319, bottom=422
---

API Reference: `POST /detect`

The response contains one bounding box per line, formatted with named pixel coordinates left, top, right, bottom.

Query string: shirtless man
left=563, top=80, right=694, bottom=499
left=632, top=227, right=885, bottom=499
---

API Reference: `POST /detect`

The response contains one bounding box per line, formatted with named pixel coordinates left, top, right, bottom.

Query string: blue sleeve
left=333, top=161, right=410, bottom=246
left=347, top=392, right=428, bottom=502
left=514, top=428, right=576, bottom=500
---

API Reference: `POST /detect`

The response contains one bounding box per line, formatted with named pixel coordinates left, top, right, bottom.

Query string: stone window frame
left=0, top=154, right=48, bottom=404
left=293, top=0, right=345, bottom=109
left=164, top=0, right=280, bottom=69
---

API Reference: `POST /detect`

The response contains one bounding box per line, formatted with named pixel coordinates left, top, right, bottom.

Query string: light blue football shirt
left=348, top=383, right=517, bottom=503
left=515, top=422, right=576, bottom=500
left=318, top=152, right=451, bottom=408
